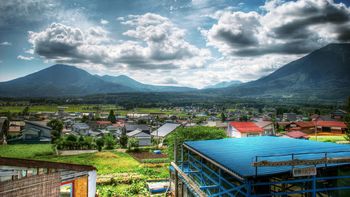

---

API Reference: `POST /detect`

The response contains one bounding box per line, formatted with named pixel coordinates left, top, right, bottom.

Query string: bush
left=166, top=126, right=227, bottom=160
left=55, top=135, right=96, bottom=150
left=96, top=138, right=104, bottom=151
left=104, top=134, right=116, bottom=150
left=127, top=138, right=139, bottom=151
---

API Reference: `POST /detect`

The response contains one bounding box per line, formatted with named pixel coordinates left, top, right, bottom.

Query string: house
left=254, top=121, right=275, bottom=136
left=283, top=113, right=297, bottom=121
left=285, top=121, right=315, bottom=133
left=152, top=123, right=180, bottom=138
left=0, top=157, right=96, bottom=197
left=89, top=121, right=112, bottom=131
left=331, top=109, right=348, bottom=120
left=125, top=124, right=151, bottom=134
left=227, top=122, right=264, bottom=138
left=316, top=121, right=347, bottom=134
left=127, top=129, right=152, bottom=146
left=8, top=121, right=52, bottom=144
left=171, top=137, right=350, bottom=196
left=286, top=121, right=347, bottom=134
left=0, top=117, right=9, bottom=144
left=282, top=131, right=309, bottom=139
left=72, top=123, right=90, bottom=135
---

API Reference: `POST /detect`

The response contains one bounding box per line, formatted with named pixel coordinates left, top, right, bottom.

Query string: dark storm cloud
left=213, top=27, right=258, bottom=47
left=207, top=0, right=350, bottom=57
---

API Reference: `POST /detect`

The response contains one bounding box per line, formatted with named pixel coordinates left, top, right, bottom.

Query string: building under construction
left=170, top=136, right=350, bottom=196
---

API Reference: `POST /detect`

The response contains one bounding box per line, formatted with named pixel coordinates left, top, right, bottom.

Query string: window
left=60, top=182, right=73, bottom=197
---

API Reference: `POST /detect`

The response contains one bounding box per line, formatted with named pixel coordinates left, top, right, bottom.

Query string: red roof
left=315, top=121, right=346, bottom=128
left=96, top=121, right=112, bottom=125
left=229, top=122, right=264, bottom=133
left=285, top=131, right=309, bottom=139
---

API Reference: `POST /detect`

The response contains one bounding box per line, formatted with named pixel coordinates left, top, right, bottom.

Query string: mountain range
left=217, top=43, right=350, bottom=100
left=0, top=43, right=349, bottom=100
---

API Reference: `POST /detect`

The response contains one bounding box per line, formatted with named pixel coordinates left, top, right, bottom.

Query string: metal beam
left=171, top=162, right=207, bottom=197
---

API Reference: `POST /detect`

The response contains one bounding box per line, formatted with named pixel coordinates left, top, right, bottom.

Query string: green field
left=0, top=144, right=169, bottom=196
left=0, top=104, right=188, bottom=117
left=309, top=135, right=346, bottom=143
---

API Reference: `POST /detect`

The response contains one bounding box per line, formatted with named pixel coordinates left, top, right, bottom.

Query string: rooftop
left=184, top=136, right=350, bottom=178
left=229, top=122, right=264, bottom=133
left=151, top=123, right=180, bottom=137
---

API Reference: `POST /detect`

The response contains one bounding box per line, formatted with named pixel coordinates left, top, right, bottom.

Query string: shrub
left=166, top=126, right=226, bottom=160
left=104, top=134, right=116, bottom=150
left=127, top=138, right=139, bottom=151
left=96, top=138, right=104, bottom=151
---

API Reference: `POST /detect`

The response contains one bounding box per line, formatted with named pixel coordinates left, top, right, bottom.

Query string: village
left=0, top=104, right=349, bottom=196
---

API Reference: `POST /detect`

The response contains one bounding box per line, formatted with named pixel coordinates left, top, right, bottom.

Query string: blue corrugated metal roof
left=184, top=136, right=350, bottom=178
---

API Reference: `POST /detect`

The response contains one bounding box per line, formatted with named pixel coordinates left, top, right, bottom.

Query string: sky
left=0, top=0, right=350, bottom=88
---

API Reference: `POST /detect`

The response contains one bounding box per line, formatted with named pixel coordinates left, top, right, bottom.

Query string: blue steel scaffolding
left=171, top=137, right=350, bottom=197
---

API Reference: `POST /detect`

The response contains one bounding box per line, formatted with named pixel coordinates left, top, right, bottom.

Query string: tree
left=344, top=114, right=350, bottom=142
left=220, top=112, right=226, bottom=122
left=108, top=110, right=116, bottom=123
left=81, top=115, right=89, bottom=123
left=47, top=119, right=63, bottom=143
left=119, top=126, right=128, bottom=148
left=166, top=126, right=226, bottom=160
left=127, top=138, right=139, bottom=151
left=314, top=108, right=321, bottom=115
left=96, top=138, right=104, bottom=151
left=22, top=106, right=30, bottom=116
left=104, top=134, right=116, bottom=150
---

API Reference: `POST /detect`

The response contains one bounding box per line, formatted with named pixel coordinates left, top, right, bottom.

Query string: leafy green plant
left=104, top=134, right=116, bottom=150
left=127, top=138, right=139, bottom=151
left=166, top=126, right=226, bottom=160
left=96, top=138, right=104, bottom=151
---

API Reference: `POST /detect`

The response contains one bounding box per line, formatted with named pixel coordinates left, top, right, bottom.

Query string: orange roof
left=315, top=121, right=346, bottom=128
left=230, top=122, right=264, bottom=133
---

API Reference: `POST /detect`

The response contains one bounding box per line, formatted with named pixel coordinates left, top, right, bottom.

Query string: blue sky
left=0, top=0, right=350, bottom=88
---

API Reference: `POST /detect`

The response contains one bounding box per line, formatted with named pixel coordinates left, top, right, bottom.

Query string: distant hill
left=0, top=64, right=194, bottom=97
left=203, top=80, right=242, bottom=89
left=219, top=43, right=350, bottom=100
left=0, top=64, right=136, bottom=97
left=98, top=75, right=194, bottom=92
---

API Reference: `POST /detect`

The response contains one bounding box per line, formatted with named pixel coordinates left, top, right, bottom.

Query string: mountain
left=97, top=75, right=194, bottom=92
left=0, top=64, right=194, bottom=97
left=0, top=64, right=136, bottom=97
left=220, top=43, right=350, bottom=100
left=203, top=80, right=242, bottom=89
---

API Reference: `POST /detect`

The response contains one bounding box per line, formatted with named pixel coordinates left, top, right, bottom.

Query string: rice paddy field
left=0, top=104, right=188, bottom=116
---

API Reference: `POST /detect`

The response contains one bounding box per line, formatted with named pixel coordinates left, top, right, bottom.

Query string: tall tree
left=220, top=112, right=226, bottom=122
left=108, top=110, right=116, bottom=123
left=47, top=119, right=63, bottom=143
left=22, top=106, right=30, bottom=116
left=119, top=126, right=128, bottom=148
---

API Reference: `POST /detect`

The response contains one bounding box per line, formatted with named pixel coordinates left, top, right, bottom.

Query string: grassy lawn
left=0, top=144, right=169, bottom=196
left=309, top=135, right=346, bottom=143
left=0, top=144, right=53, bottom=158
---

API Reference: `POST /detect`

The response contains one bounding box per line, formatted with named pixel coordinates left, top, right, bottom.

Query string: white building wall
left=88, top=170, right=97, bottom=197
